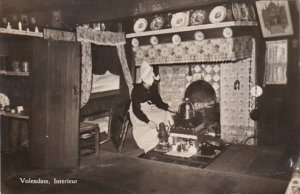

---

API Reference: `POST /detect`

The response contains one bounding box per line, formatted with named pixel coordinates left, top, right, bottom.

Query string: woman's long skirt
left=129, top=102, right=173, bottom=153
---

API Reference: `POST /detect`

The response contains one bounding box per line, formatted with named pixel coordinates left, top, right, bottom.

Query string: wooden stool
left=79, top=122, right=99, bottom=157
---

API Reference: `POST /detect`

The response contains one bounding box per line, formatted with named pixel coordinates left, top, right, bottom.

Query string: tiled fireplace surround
left=134, top=37, right=256, bottom=144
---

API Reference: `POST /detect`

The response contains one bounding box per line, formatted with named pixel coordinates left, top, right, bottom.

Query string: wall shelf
left=0, top=28, right=43, bottom=38
left=0, top=111, right=29, bottom=119
left=0, top=71, right=29, bottom=76
left=126, top=21, right=258, bottom=38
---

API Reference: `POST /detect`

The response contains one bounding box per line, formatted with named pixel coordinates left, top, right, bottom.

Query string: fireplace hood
left=132, top=36, right=253, bottom=66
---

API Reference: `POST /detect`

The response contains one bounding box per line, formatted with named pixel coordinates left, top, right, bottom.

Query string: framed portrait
left=255, top=1, right=293, bottom=38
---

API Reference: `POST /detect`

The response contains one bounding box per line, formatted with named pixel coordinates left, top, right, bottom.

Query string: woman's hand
left=148, top=120, right=157, bottom=129
left=167, top=107, right=177, bottom=114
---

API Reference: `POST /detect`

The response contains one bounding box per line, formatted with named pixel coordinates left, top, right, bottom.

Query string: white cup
left=16, top=106, right=24, bottom=114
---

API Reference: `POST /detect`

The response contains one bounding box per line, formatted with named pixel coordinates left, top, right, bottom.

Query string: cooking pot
left=250, top=109, right=260, bottom=121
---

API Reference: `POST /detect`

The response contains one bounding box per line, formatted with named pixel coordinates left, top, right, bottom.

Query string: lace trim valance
left=133, top=36, right=253, bottom=66
left=44, top=29, right=76, bottom=41
left=76, top=27, right=126, bottom=46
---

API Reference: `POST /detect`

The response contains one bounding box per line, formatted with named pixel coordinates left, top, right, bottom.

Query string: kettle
left=179, top=98, right=195, bottom=120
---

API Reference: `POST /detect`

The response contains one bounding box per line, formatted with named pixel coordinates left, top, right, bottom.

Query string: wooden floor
left=207, top=145, right=288, bottom=178
left=1, top=143, right=291, bottom=194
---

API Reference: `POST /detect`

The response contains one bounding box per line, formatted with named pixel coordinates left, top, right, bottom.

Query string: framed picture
left=255, top=1, right=293, bottom=38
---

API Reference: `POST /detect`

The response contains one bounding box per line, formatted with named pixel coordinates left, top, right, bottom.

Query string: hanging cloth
left=80, top=42, right=93, bottom=107
left=263, top=40, right=288, bottom=86
left=76, top=27, right=133, bottom=107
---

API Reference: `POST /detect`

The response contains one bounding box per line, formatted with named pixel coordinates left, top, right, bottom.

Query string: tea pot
left=157, top=123, right=169, bottom=145
left=179, top=98, right=195, bottom=120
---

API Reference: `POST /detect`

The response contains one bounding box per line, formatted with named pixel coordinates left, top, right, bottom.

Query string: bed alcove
left=80, top=44, right=120, bottom=145
left=80, top=44, right=122, bottom=115
left=77, top=27, right=133, bottom=153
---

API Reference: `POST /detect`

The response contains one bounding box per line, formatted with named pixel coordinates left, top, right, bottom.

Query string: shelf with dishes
left=126, top=21, right=257, bottom=38
left=127, top=2, right=257, bottom=40
left=0, top=70, right=29, bottom=76
left=0, top=57, right=30, bottom=76
left=0, top=111, right=29, bottom=119
left=0, top=27, right=43, bottom=38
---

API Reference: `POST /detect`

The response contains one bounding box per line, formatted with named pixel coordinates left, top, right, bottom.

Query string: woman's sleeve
left=131, top=88, right=150, bottom=123
left=150, top=86, right=169, bottom=111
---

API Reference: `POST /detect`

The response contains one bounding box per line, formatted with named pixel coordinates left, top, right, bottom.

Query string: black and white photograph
left=0, top=0, right=299, bottom=194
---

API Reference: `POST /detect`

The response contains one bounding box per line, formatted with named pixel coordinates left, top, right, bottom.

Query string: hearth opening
left=139, top=79, right=223, bottom=168
left=171, top=79, right=220, bottom=136
left=184, top=80, right=220, bottom=134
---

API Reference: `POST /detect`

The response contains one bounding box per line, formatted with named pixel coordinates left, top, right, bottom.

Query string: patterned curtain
left=117, top=45, right=134, bottom=94
left=264, top=40, right=288, bottom=85
left=80, top=42, right=92, bottom=107
left=44, top=29, right=76, bottom=41
left=77, top=27, right=126, bottom=46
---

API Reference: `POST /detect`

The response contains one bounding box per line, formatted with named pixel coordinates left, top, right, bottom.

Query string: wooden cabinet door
left=31, top=39, right=80, bottom=168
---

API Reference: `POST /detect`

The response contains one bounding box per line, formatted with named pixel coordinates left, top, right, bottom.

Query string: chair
left=118, top=110, right=132, bottom=153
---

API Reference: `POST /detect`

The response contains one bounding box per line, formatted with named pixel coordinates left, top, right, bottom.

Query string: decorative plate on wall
left=248, top=4, right=257, bottom=21
left=133, top=18, right=148, bottom=32
left=250, top=85, right=263, bottom=97
left=171, top=12, right=189, bottom=28
left=0, top=93, right=10, bottom=108
left=150, top=16, right=165, bottom=31
left=209, top=6, right=227, bottom=24
left=194, top=31, right=205, bottom=40
left=190, top=10, right=207, bottom=25
left=172, top=34, right=181, bottom=45
left=150, top=36, right=159, bottom=45
left=223, top=27, right=233, bottom=38
left=131, top=38, right=139, bottom=47
left=232, top=3, right=251, bottom=21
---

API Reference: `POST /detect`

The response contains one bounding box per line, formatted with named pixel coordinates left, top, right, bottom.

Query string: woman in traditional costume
left=129, top=61, right=174, bottom=153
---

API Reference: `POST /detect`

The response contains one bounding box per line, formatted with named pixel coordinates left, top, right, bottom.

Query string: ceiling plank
left=2, top=0, right=241, bottom=18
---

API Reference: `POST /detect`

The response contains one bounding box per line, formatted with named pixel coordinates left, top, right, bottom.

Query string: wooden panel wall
left=256, top=2, right=299, bottom=149
left=30, top=39, right=48, bottom=167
